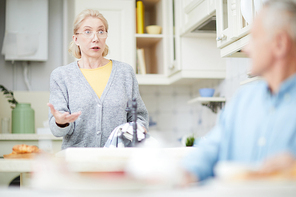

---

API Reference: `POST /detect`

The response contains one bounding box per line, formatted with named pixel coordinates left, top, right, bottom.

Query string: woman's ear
left=73, top=35, right=79, bottom=46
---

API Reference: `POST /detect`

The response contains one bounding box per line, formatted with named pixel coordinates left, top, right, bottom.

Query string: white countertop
left=0, top=147, right=194, bottom=172
left=0, top=134, right=62, bottom=140
left=1, top=176, right=296, bottom=197
left=1, top=147, right=296, bottom=196
left=0, top=159, right=33, bottom=172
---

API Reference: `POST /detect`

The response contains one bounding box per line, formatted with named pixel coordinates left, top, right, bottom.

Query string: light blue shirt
left=183, top=74, right=296, bottom=181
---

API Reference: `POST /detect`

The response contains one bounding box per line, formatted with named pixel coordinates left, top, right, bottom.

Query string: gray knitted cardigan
left=48, top=60, right=149, bottom=149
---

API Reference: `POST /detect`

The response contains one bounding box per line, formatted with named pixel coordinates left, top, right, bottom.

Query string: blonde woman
left=47, top=9, right=148, bottom=149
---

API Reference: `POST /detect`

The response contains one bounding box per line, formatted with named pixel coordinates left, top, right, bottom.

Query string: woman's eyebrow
left=83, top=25, right=104, bottom=29
left=97, top=25, right=105, bottom=29
left=83, top=26, right=92, bottom=29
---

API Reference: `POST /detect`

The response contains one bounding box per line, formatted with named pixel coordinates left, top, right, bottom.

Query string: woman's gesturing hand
left=47, top=103, right=81, bottom=125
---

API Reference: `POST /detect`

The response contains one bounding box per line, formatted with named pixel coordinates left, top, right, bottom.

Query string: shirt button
left=270, top=106, right=275, bottom=113
left=284, top=94, right=290, bottom=101
left=97, top=131, right=101, bottom=135
left=98, top=104, right=102, bottom=108
left=258, top=137, right=266, bottom=147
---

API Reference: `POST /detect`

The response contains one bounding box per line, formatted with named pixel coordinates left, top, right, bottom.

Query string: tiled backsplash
left=221, top=58, right=251, bottom=101
left=139, top=58, right=251, bottom=145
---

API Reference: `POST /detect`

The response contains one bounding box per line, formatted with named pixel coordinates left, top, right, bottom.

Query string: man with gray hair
left=182, top=0, right=296, bottom=182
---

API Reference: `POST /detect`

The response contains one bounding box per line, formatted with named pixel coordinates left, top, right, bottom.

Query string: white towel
left=104, top=123, right=146, bottom=148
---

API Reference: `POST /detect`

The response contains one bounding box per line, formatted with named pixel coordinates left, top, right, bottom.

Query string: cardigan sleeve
left=48, top=69, right=74, bottom=137
left=126, top=68, right=149, bottom=131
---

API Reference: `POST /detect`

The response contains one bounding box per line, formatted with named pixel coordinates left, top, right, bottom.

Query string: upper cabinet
left=175, top=0, right=226, bottom=83
left=216, top=0, right=233, bottom=49
left=180, top=0, right=217, bottom=36
left=216, top=0, right=262, bottom=57
left=136, top=0, right=226, bottom=84
left=135, top=0, right=173, bottom=84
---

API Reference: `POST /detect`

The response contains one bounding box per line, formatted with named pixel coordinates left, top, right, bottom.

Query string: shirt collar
left=263, top=73, right=296, bottom=97
left=278, top=73, right=296, bottom=96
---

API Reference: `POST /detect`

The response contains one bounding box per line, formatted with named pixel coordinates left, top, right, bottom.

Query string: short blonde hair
left=68, top=9, right=109, bottom=59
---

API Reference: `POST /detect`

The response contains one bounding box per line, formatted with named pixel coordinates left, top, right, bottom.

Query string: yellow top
left=80, top=60, right=112, bottom=98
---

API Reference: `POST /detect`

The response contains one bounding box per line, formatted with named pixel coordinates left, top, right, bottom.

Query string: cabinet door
left=208, top=0, right=216, bottom=14
left=235, top=0, right=254, bottom=39
left=74, top=0, right=135, bottom=68
left=167, top=0, right=181, bottom=76
left=216, top=0, right=234, bottom=48
left=182, top=0, right=194, bottom=9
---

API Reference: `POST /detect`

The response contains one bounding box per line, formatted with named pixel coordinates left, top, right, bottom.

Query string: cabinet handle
left=216, top=34, right=227, bottom=41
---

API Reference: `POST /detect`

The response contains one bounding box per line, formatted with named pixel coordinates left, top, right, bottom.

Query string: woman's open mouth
left=91, top=46, right=100, bottom=51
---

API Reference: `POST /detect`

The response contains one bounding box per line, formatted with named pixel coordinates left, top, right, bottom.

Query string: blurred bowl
left=199, top=88, right=215, bottom=97
left=146, top=25, right=162, bottom=34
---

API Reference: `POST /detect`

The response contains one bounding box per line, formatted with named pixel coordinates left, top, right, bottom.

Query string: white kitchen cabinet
left=167, top=0, right=181, bottom=77
left=208, top=0, right=216, bottom=18
left=216, top=0, right=259, bottom=57
left=180, top=0, right=217, bottom=36
left=135, top=0, right=169, bottom=79
left=216, top=0, right=234, bottom=48
left=236, top=0, right=253, bottom=38
left=65, top=0, right=135, bottom=67
left=171, top=0, right=226, bottom=84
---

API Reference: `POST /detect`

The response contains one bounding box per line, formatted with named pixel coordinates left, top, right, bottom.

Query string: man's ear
left=73, top=35, right=79, bottom=46
left=274, top=31, right=291, bottom=59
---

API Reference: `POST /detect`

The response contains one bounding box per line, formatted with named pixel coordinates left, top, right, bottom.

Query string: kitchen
left=0, top=0, right=296, bottom=196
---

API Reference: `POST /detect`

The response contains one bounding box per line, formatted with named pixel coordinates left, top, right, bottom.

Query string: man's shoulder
left=226, top=80, right=266, bottom=110
left=235, top=80, right=266, bottom=98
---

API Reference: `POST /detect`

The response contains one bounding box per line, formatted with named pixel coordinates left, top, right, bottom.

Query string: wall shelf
left=187, top=97, right=226, bottom=114
left=240, top=76, right=262, bottom=85
left=0, top=134, right=62, bottom=141
left=135, top=34, right=163, bottom=38
left=136, top=34, right=163, bottom=48
left=187, top=97, right=226, bottom=104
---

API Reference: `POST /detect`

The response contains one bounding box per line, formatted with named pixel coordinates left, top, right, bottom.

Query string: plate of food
left=3, top=144, right=41, bottom=159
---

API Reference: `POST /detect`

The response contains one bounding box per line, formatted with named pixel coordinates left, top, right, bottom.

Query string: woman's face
left=73, top=16, right=107, bottom=59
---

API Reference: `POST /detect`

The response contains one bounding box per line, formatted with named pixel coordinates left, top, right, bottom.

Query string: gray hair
left=263, top=0, right=296, bottom=43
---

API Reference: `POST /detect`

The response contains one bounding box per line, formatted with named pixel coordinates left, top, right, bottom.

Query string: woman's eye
left=85, top=30, right=91, bottom=34
left=98, top=31, right=104, bottom=34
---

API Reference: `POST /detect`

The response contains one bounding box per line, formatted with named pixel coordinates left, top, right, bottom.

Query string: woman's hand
left=47, top=103, right=81, bottom=125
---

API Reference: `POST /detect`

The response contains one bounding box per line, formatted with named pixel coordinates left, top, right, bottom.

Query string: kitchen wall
left=0, top=0, right=252, bottom=145
left=221, top=58, right=252, bottom=101
left=0, top=0, right=63, bottom=91
left=140, top=57, right=251, bottom=146
left=0, top=91, right=50, bottom=132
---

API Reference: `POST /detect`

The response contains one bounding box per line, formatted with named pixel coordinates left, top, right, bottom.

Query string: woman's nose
left=92, top=33, right=100, bottom=42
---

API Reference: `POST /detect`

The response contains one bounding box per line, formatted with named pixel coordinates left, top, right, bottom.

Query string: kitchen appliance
left=191, top=16, right=216, bottom=34
left=1, top=0, right=48, bottom=61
